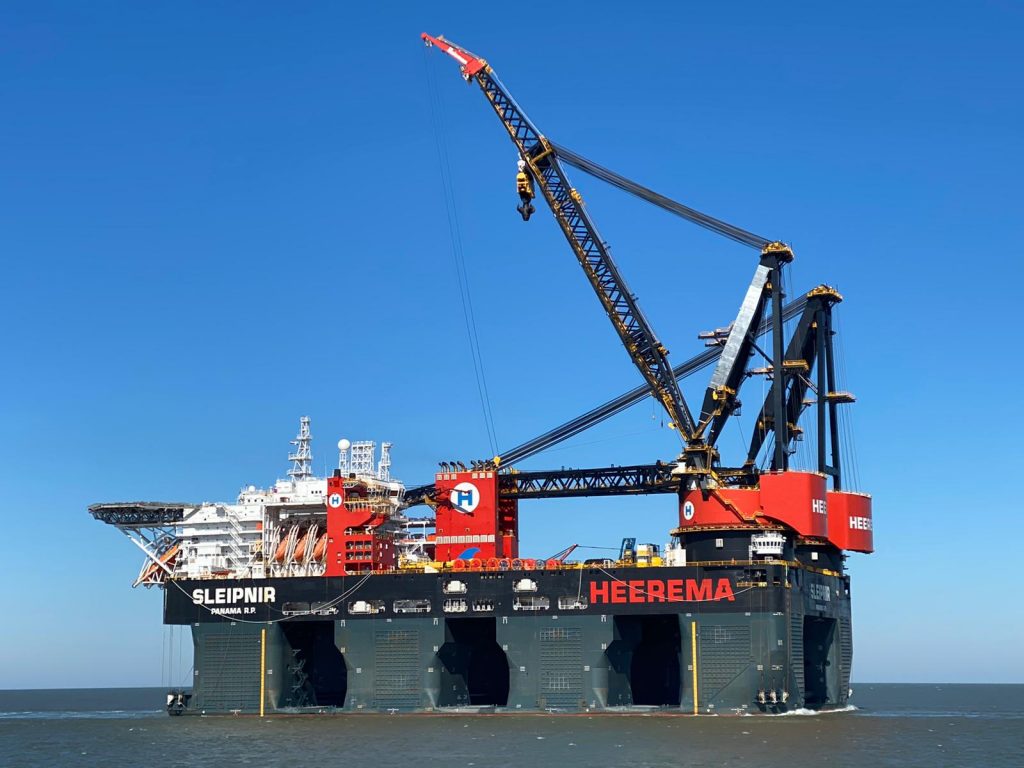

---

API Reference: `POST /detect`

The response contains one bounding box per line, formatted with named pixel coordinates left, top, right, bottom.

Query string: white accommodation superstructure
left=111, top=418, right=431, bottom=585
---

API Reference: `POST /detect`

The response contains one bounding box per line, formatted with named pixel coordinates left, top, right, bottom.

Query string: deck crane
left=422, top=33, right=797, bottom=485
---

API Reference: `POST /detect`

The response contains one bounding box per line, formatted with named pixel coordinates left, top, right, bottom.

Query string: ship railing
left=381, top=558, right=842, bottom=578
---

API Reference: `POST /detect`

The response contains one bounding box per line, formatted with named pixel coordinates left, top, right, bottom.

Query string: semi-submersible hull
left=167, top=556, right=852, bottom=715
left=95, top=34, right=877, bottom=719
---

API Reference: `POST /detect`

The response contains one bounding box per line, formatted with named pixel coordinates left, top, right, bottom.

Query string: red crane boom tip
left=421, top=32, right=487, bottom=78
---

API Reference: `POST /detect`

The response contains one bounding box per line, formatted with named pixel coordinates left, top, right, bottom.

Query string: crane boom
left=422, top=33, right=700, bottom=450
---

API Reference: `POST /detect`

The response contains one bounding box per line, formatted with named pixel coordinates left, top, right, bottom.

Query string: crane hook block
left=516, top=160, right=536, bottom=221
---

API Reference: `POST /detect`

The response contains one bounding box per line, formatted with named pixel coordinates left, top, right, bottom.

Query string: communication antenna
left=378, top=442, right=393, bottom=481
left=287, top=416, right=314, bottom=480
left=338, top=438, right=351, bottom=473
left=350, top=441, right=376, bottom=476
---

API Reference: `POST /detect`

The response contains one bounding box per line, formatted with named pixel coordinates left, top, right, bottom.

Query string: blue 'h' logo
left=456, top=489, right=474, bottom=507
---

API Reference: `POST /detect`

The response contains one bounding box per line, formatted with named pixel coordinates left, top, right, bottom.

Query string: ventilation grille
left=539, top=627, right=583, bottom=708
left=839, top=618, right=853, bottom=696
left=699, top=624, right=751, bottom=701
left=373, top=630, right=420, bottom=709
left=198, top=633, right=261, bottom=711
left=790, top=613, right=805, bottom=697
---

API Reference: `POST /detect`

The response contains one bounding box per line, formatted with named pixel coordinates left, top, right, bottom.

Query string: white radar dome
left=337, top=439, right=351, bottom=451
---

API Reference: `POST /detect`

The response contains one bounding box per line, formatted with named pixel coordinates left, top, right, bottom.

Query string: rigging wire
left=733, top=410, right=748, bottom=466
left=756, top=336, right=768, bottom=468
left=423, top=50, right=499, bottom=455
left=759, top=264, right=788, bottom=475
left=833, top=307, right=861, bottom=490
left=805, top=369, right=819, bottom=476
left=551, top=143, right=773, bottom=250
left=523, top=426, right=664, bottom=458
left=161, top=625, right=167, bottom=689
left=761, top=433, right=775, bottom=472
left=780, top=263, right=805, bottom=471
left=494, top=297, right=808, bottom=468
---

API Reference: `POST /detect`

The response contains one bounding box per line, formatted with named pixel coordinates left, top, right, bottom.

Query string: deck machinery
left=91, top=35, right=873, bottom=716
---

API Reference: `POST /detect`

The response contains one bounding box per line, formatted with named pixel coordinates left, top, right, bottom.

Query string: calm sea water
left=0, top=684, right=1021, bottom=767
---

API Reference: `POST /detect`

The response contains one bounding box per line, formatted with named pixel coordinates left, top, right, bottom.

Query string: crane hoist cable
left=833, top=308, right=860, bottom=490
left=423, top=46, right=499, bottom=454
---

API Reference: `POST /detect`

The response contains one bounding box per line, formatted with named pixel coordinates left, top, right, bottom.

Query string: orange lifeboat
left=273, top=533, right=290, bottom=563
left=293, top=529, right=314, bottom=562
left=312, top=532, right=328, bottom=561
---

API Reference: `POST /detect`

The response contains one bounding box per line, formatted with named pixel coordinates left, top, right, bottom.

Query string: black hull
left=165, top=562, right=852, bottom=715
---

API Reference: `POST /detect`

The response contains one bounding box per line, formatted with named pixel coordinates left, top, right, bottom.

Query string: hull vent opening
left=802, top=617, right=837, bottom=708
left=608, top=615, right=682, bottom=706
left=437, top=617, right=509, bottom=707
left=280, top=621, right=347, bottom=707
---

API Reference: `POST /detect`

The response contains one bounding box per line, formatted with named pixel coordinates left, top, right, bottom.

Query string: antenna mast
left=287, top=416, right=314, bottom=480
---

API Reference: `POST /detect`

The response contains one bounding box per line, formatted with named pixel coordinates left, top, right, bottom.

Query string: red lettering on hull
left=667, top=579, right=683, bottom=601
left=628, top=580, right=644, bottom=603
left=714, top=578, right=735, bottom=601
left=611, top=581, right=627, bottom=604
left=588, top=578, right=737, bottom=605
left=686, top=579, right=712, bottom=602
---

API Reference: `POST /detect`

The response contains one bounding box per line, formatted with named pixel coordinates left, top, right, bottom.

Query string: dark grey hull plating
left=165, top=561, right=853, bottom=715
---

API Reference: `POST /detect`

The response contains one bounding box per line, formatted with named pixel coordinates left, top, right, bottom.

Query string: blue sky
left=1, top=1, right=1021, bottom=688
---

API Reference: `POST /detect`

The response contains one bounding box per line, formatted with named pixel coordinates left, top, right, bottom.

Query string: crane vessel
left=91, top=35, right=873, bottom=716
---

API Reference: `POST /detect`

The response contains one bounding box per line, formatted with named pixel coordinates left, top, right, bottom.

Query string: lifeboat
left=312, top=532, right=328, bottom=561
left=273, top=534, right=290, bottom=563
left=293, top=529, right=314, bottom=562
